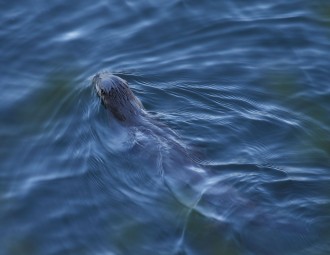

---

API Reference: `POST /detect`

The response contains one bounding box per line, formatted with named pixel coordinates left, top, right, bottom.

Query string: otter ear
left=111, top=107, right=126, bottom=121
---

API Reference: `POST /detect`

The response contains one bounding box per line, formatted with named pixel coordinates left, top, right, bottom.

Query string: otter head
left=93, top=73, right=144, bottom=123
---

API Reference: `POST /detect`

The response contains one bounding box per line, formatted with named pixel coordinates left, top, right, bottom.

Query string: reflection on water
left=1, top=0, right=330, bottom=255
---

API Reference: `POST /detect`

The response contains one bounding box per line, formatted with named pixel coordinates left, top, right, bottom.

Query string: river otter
left=92, top=72, right=205, bottom=205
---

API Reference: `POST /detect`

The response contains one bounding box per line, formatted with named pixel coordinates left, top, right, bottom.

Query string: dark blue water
left=1, top=1, right=330, bottom=254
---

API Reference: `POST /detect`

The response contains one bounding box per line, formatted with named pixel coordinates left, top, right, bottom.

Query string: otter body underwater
left=91, top=73, right=315, bottom=255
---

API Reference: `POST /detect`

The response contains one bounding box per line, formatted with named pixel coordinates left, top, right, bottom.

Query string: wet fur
left=93, top=73, right=144, bottom=123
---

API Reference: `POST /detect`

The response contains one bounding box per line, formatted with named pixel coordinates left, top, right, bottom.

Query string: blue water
left=1, top=1, right=330, bottom=254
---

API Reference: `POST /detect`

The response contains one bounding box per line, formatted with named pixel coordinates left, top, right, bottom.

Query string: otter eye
left=100, top=89, right=106, bottom=95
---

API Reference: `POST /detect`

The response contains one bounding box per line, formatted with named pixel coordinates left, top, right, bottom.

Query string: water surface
left=1, top=1, right=330, bottom=255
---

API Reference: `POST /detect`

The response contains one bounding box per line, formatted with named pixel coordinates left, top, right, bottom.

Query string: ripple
left=1, top=0, right=330, bottom=254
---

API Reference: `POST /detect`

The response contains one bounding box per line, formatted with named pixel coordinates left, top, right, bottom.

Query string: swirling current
left=0, top=1, right=330, bottom=255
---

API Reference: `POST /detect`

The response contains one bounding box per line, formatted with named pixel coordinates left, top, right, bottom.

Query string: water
left=1, top=0, right=330, bottom=254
